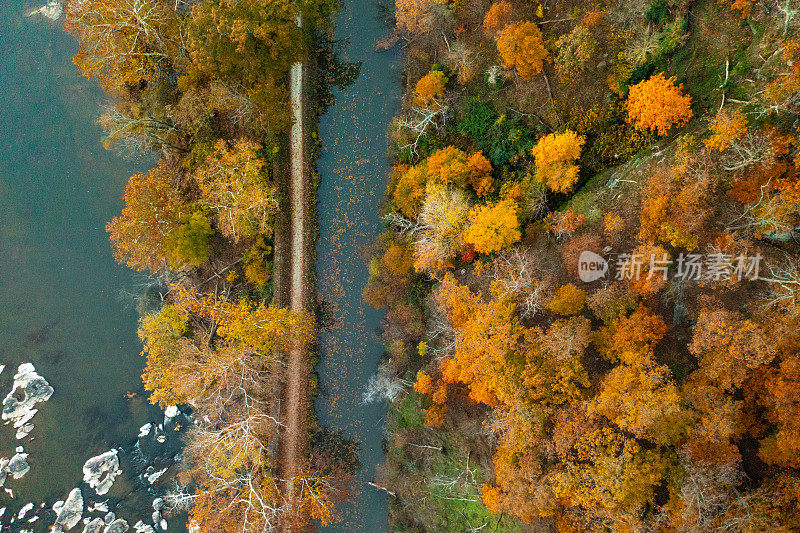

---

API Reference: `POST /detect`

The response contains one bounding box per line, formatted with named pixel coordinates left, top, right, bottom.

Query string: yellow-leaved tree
left=463, top=199, right=521, bottom=254
left=530, top=130, right=585, bottom=193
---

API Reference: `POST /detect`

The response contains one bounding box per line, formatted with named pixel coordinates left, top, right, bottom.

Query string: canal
left=314, top=0, right=402, bottom=530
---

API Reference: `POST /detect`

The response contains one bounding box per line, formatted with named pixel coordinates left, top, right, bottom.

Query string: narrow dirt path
left=279, top=18, right=308, bottom=530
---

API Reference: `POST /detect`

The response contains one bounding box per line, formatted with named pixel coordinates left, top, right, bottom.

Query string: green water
left=315, top=0, right=401, bottom=530
left=0, top=2, right=182, bottom=529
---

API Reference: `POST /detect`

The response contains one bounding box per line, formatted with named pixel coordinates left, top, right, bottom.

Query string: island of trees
left=64, top=0, right=342, bottom=530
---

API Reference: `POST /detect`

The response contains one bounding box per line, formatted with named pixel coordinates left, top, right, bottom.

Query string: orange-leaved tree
left=530, top=130, right=585, bottom=193
left=467, top=152, right=494, bottom=197
left=626, top=73, right=693, bottom=135
left=496, top=22, right=549, bottom=79
left=425, top=146, right=469, bottom=189
left=414, top=70, right=448, bottom=107
left=106, top=161, right=186, bottom=273
left=483, top=1, right=513, bottom=36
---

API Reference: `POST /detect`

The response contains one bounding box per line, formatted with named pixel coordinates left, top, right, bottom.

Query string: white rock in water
left=138, top=424, right=152, bottom=438
left=83, top=450, right=121, bottom=496
left=133, top=522, right=154, bottom=533
left=8, top=450, right=30, bottom=480
left=52, top=488, right=83, bottom=531
left=88, top=501, right=108, bottom=513
left=82, top=518, right=105, bottom=533
left=0, top=506, right=5, bottom=516
left=28, top=515, right=39, bottom=523
left=164, top=406, right=179, bottom=419
left=5, top=487, right=14, bottom=497
left=146, top=468, right=167, bottom=485
left=18, top=502, right=34, bottom=519
left=82, top=518, right=104, bottom=533
left=151, top=511, right=159, bottom=524
left=26, top=1, right=63, bottom=20
left=2, top=363, right=53, bottom=439
left=159, top=519, right=167, bottom=531
left=151, top=498, right=163, bottom=511
left=103, top=512, right=115, bottom=524
left=103, top=518, right=129, bottom=533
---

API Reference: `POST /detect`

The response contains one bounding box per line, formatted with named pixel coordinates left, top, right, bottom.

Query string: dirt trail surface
left=279, top=30, right=307, bottom=530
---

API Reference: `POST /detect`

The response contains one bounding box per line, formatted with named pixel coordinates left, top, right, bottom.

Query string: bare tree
left=363, top=362, right=412, bottom=403
left=492, top=248, right=549, bottom=318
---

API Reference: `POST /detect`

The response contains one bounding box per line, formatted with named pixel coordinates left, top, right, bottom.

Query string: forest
left=63, top=0, right=342, bottom=530
left=364, top=0, right=800, bottom=531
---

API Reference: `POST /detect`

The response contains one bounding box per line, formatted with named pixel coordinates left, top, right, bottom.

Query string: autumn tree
left=482, top=1, right=513, bottom=36
left=592, top=362, right=689, bottom=444
left=194, top=139, right=277, bottom=242
left=689, top=308, right=775, bottom=390
left=395, top=0, right=445, bottom=35
left=414, top=70, right=448, bottom=107
left=463, top=198, right=521, bottom=255
left=65, top=0, right=180, bottom=91
left=413, top=187, right=471, bottom=271
left=595, top=304, right=667, bottom=365
left=391, top=164, right=427, bottom=218
left=704, top=108, right=748, bottom=153
left=496, top=22, right=549, bottom=79
left=554, top=24, right=596, bottom=81
left=164, top=211, right=214, bottom=268
left=546, top=283, right=586, bottom=316
left=530, top=130, right=585, bottom=193
left=425, top=146, right=469, bottom=189
left=106, top=162, right=186, bottom=273
left=186, top=0, right=304, bottom=135
left=467, top=152, right=493, bottom=197
left=626, top=73, right=693, bottom=135
left=552, top=427, right=674, bottom=525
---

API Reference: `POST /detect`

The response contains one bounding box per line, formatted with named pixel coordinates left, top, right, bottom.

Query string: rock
left=151, top=511, right=159, bottom=524
left=2, top=363, right=53, bottom=439
left=159, top=519, right=167, bottom=531
left=82, top=518, right=104, bottom=533
left=25, top=1, right=63, bottom=20
left=52, top=488, right=83, bottom=531
left=146, top=468, right=167, bottom=485
left=8, top=449, right=30, bottom=479
left=151, top=498, right=163, bottom=511
left=83, top=450, right=121, bottom=496
left=163, top=406, right=179, bottom=420
left=138, top=424, right=151, bottom=438
left=88, top=501, right=108, bottom=513
left=103, top=518, right=129, bottom=533
left=18, top=502, right=34, bottom=519
left=103, top=512, right=115, bottom=524
left=5, top=487, right=13, bottom=497
left=133, top=522, right=154, bottom=533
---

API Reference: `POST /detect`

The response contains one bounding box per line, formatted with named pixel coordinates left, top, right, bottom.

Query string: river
left=0, top=2, right=186, bottom=531
left=314, top=0, right=402, bottom=530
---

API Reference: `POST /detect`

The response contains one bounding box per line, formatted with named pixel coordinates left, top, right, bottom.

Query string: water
left=0, top=2, right=186, bottom=530
left=314, top=0, right=402, bottom=530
